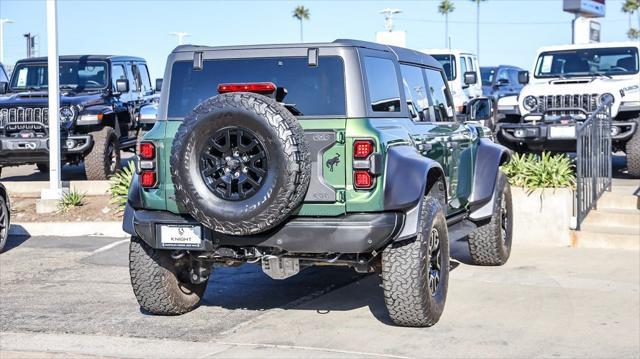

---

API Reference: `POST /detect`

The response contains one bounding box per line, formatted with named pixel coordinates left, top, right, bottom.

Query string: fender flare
left=468, top=138, right=511, bottom=221
left=122, top=174, right=141, bottom=235
left=382, top=145, right=446, bottom=240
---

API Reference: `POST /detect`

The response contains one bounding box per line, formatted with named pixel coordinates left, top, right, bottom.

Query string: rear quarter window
left=167, top=56, right=346, bottom=118
left=363, top=56, right=401, bottom=112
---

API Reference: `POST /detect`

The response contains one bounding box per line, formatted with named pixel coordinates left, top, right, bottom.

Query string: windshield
left=432, top=55, right=457, bottom=81
left=534, top=47, right=639, bottom=78
left=167, top=56, right=346, bottom=118
left=10, top=61, right=109, bottom=91
left=481, top=67, right=496, bottom=86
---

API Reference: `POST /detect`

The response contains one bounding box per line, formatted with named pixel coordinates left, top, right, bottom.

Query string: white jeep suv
left=498, top=42, right=640, bottom=177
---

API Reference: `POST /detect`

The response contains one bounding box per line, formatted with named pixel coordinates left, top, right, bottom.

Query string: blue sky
left=0, top=0, right=637, bottom=79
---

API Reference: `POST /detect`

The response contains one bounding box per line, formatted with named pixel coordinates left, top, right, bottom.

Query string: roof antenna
left=380, top=8, right=401, bottom=32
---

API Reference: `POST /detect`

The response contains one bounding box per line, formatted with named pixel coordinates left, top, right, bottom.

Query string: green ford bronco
left=123, top=40, right=513, bottom=327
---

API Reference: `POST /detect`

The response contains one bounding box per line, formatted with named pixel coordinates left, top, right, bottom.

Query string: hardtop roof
left=15, top=55, right=146, bottom=64
left=171, top=39, right=442, bottom=69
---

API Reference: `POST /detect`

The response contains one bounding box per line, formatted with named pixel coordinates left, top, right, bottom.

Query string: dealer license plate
left=548, top=126, right=576, bottom=139
left=160, top=225, right=202, bottom=248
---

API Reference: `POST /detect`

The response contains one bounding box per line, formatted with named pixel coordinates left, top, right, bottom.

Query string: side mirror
left=0, top=81, right=8, bottom=95
left=139, top=103, right=158, bottom=124
left=518, top=71, right=529, bottom=85
left=114, top=79, right=129, bottom=95
left=467, top=97, right=493, bottom=121
left=464, top=71, right=478, bottom=86
left=155, top=78, right=163, bottom=93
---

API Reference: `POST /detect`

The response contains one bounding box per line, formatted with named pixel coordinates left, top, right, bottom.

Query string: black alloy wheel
left=428, top=227, right=442, bottom=295
left=199, top=127, right=268, bottom=201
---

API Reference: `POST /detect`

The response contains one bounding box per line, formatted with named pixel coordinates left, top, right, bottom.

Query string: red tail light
left=140, top=171, right=157, bottom=188
left=138, top=141, right=158, bottom=189
left=354, top=140, right=374, bottom=159
left=352, top=138, right=377, bottom=190
left=139, top=142, right=155, bottom=160
left=354, top=170, right=373, bottom=189
left=218, top=82, right=276, bottom=94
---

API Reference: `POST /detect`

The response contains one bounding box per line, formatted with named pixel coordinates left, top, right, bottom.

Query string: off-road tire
left=129, top=236, right=207, bottom=315
left=36, top=163, right=49, bottom=173
left=381, top=195, right=450, bottom=327
left=85, top=127, right=121, bottom=180
left=468, top=172, right=513, bottom=266
left=0, top=196, right=9, bottom=252
left=170, top=92, right=310, bottom=235
left=626, top=120, right=640, bottom=178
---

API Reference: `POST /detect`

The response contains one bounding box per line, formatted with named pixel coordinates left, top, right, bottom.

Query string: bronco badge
left=325, top=153, right=341, bottom=172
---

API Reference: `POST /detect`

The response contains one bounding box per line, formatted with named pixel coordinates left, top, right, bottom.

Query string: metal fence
left=575, top=98, right=613, bottom=230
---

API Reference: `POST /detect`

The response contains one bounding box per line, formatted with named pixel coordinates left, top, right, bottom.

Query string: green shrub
left=58, top=190, right=86, bottom=213
left=502, top=152, right=575, bottom=191
left=109, top=161, right=136, bottom=211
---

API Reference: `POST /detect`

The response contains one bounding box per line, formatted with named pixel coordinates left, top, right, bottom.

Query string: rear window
left=167, top=56, right=346, bottom=118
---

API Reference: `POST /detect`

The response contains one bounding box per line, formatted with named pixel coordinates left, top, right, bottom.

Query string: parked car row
left=0, top=56, right=159, bottom=179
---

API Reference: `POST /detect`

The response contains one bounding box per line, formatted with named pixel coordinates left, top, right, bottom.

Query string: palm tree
left=622, top=0, right=639, bottom=40
left=292, top=5, right=310, bottom=43
left=470, top=0, right=487, bottom=58
left=438, top=0, right=455, bottom=48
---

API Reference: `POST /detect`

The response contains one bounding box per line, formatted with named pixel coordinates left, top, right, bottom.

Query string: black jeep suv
left=0, top=55, right=159, bottom=179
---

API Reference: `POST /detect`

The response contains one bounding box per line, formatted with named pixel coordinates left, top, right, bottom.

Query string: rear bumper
left=0, top=134, right=92, bottom=165
left=123, top=205, right=403, bottom=254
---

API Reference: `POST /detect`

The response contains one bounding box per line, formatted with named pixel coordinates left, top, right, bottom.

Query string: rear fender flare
left=383, top=145, right=445, bottom=240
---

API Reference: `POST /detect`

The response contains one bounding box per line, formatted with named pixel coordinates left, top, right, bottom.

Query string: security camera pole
left=41, top=0, right=63, bottom=205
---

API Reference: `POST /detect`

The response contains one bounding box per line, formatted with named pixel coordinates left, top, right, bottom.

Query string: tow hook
left=189, top=258, right=210, bottom=285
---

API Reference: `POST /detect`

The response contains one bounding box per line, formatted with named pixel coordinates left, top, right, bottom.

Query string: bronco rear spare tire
left=170, top=92, right=310, bottom=235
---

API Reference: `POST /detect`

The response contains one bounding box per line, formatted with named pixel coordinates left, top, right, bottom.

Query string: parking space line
left=89, top=239, right=129, bottom=255
left=209, top=341, right=411, bottom=359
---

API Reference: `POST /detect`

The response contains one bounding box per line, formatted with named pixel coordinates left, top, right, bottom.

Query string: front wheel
left=129, top=236, right=208, bottom=315
left=381, top=195, right=450, bottom=327
left=625, top=121, right=640, bottom=178
left=0, top=196, right=9, bottom=252
left=468, top=172, right=513, bottom=265
left=84, top=127, right=121, bottom=180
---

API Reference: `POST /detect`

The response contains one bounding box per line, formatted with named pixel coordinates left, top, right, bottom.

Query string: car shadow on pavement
left=2, top=233, right=31, bottom=253
left=194, top=242, right=473, bottom=325
left=0, top=155, right=134, bottom=182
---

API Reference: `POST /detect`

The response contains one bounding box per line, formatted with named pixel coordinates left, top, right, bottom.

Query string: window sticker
left=540, top=55, right=553, bottom=73
left=16, top=68, right=28, bottom=87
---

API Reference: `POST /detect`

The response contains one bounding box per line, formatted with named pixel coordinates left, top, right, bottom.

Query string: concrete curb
left=9, top=222, right=127, bottom=238
left=4, top=180, right=111, bottom=196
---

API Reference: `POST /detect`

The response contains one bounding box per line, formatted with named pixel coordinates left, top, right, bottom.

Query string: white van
left=421, top=49, right=483, bottom=111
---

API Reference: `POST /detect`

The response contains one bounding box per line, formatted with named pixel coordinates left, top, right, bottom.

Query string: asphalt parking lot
left=1, top=234, right=638, bottom=358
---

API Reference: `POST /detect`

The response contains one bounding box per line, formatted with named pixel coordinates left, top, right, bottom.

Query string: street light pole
left=169, top=32, right=190, bottom=45
left=0, top=18, right=15, bottom=64
left=43, top=0, right=62, bottom=202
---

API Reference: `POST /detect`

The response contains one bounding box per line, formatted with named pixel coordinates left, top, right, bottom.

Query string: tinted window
left=508, top=69, right=520, bottom=85
left=130, top=64, right=141, bottom=92
left=468, top=57, right=476, bottom=71
left=432, top=55, right=457, bottom=81
left=424, top=69, right=453, bottom=122
left=111, top=65, right=127, bottom=89
left=10, top=61, right=108, bottom=90
left=497, top=68, right=509, bottom=83
left=363, top=56, right=401, bottom=112
left=460, top=57, right=468, bottom=86
left=0, top=66, right=8, bottom=83
left=400, top=64, right=430, bottom=121
left=481, top=67, right=496, bottom=86
left=534, top=47, right=639, bottom=78
left=168, top=56, right=345, bottom=118
left=139, top=64, right=152, bottom=93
